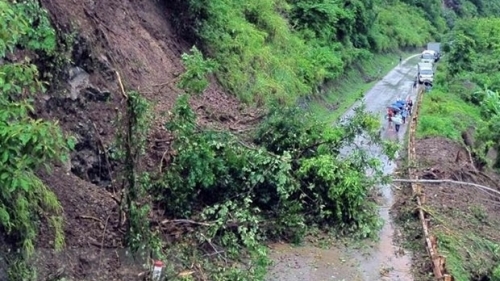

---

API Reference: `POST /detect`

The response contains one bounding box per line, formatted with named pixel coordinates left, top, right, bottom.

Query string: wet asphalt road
left=266, top=54, right=422, bottom=281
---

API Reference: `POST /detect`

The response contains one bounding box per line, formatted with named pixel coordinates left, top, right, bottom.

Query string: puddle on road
left=266, top=57, right=419, bottom=281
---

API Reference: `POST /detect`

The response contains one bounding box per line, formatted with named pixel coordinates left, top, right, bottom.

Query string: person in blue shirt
left=401, top=108, right=408, bottom=124
left=392, top=112, right=403, bottom=132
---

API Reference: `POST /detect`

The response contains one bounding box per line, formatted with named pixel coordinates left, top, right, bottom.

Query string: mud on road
left=267, top=55, right=422, bottom=281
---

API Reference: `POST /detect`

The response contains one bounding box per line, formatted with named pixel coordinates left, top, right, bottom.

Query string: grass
left=309, top=51, right=417, bottom=122
left=416, top=87, right=482, bottom=140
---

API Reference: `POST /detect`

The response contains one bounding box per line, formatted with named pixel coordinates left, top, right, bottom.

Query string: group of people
left=386, top=98, right=413, bottom=133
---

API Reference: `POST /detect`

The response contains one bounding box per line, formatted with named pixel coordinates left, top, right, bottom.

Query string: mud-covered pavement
left=267, top=54, right=422, bottom=281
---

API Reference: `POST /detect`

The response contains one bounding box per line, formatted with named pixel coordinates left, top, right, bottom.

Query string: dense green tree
left=444, top=18, right=500, bottom=89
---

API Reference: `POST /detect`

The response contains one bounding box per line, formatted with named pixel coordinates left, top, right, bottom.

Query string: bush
left=177, top=46, right=217, bottom=95
left=417, top=88, right=481, bottom=140
left=492, top=264, right=500, bottom=281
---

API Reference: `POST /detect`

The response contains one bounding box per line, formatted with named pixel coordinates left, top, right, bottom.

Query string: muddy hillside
left=39, top=0, right=257, bottom=182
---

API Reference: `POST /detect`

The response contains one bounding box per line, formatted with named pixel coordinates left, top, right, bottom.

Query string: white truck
left=417, top=62, right=434, bottom=84
left=421, top=50, right=436, bottom=65
left=427, top=42, right=441, bottom=62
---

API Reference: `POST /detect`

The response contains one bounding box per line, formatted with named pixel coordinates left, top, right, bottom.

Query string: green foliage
left=399, top=0, right=447, bottom=33
left=0, top=0, right=75, bottom=279
left=430, top=201, right=500, bottom=280
left=450, top=0, right=500, bottom=18
left=474, top=89, right=500, bottom=168
left=443, top=18, right=500, bottom=89
left=114, top=90, right=158, bottom=255
left=257, top=105, right=398, bottom=235
left=493, top=264, right=500, bottom=281
left=178, top=46, right=217, bottom=95
left=417, top=15, right=500, bottom=278
left=370, top=3, right=435, bottom=52
left=417, top=87, right=481, bottom=140
left=150, top=94, right=395, bottom=279
left=0, top=0, right=56, bottom=57
left=421, top=17, right=500, bottom=169
left=311, top=52, right=417, bottom=123
left=0, top=0, right=71, bottom=259
left=437, top=231, right=500, bottom=281
left=169, top=0, right=435, bottom=104
left=417, top=83, right=500, bottom=169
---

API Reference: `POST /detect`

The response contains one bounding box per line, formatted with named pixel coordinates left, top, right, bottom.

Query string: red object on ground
left=153, top=260, right=164, bottom=267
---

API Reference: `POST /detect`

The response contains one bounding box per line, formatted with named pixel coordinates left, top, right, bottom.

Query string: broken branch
left=159, top=146, right=170, bottom=174
left=115, top=71, right=128, bottom=100
left=98, top=215, right=111, bottom=270
left=392, top=178, right=500, bottom=197
left=77, top=215, right=102, bottom=223
left=160, top=219, right=213, bottom=227
left=91, top=122, right=114, bottom=189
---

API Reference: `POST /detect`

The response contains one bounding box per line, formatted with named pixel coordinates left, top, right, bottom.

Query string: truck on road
left=427, top=42, right=441, bottom=62
left=417, top=62, right=434, bottom=84
left=421, top=50, right=436, bottom=65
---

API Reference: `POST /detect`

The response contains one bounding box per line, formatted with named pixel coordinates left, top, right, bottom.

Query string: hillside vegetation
left=0, top=1, right=75, bottom=278
left=2, top=0, right=500, bottom=279
left=419, top=17, right=500, bottom=169
left=415, top=16, right=500, bottom=280
left=169, top=0, right=438, bottom=104
left=168, top=0, right=500, bottom=105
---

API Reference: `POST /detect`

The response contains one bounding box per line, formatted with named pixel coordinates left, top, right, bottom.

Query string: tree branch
left=392, top=178, right=500, bottom=196
left=160, top=219, right=213, bottom=227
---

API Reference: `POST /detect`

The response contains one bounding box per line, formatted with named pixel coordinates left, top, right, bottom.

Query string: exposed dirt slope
left=395, top=137, right=500, bottom=280
left=34, top=167, right=132, bottom=281
left=40, top=0, right=260, bottom=171
left=24, top=0, right=261, bottom=279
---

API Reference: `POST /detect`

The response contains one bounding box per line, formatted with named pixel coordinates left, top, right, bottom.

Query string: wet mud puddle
left=267, top=56, right=420, bottom=281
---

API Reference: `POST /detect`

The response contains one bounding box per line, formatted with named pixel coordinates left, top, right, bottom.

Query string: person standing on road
left=399, top=55, right=402, bottom=66
left=387, top=108, right=394, bottom=130
left=407, top=99, right=413, bottom=115
left=393, top=113, right=402, bottom=132
left=401, top=108, right=408, bottom=124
